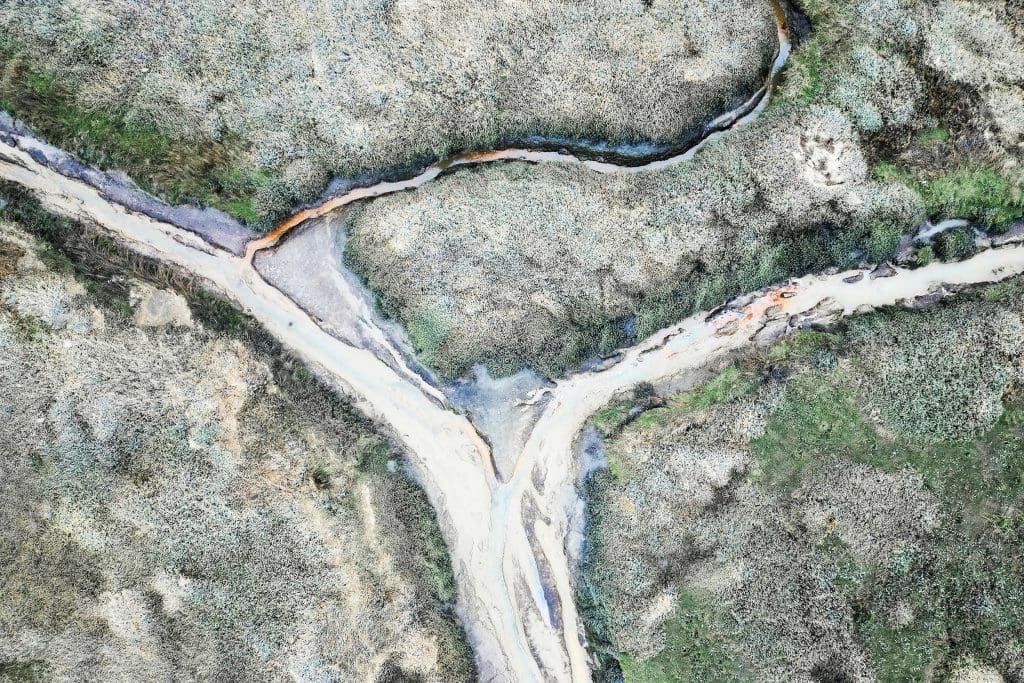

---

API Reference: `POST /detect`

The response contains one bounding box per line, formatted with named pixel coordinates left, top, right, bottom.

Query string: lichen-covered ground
left=0, top=0, right=776, bottom=224
left=0, top=196, right=475, bottom=682
left=1, top=1, right=1020, bottom=380
left=1, top=3, right=1023, bottom=679
left=582, top=280, right=1024, bottom=682
left=345, top=0, right=1024, bottom=378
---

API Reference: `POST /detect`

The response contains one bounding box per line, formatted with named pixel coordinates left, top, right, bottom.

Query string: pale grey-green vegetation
left=583, top=280, right=1024, bottom=682
left=2, top=2, right=1023, bottom=681
left=346, top=104, right=925, bottom=377
left=344, top=0, right=1023, bottom=378
left=0, top=0, right=777, bottom=224
left=2, top=0, right=1021, bottom=378
left=0, top=214, right=475, bottom=682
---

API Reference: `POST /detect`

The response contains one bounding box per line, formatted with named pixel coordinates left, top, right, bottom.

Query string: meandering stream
left=5, top=2, right=1022, bottom=678
left=246, top=0, right=791, bottom=257
left=5, top=127, right=1024, bottom=681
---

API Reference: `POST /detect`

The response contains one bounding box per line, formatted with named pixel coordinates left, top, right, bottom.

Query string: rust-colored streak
left=244, top=0, right=791, bottom=265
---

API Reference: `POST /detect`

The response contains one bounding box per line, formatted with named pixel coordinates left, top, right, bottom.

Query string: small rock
left=843, top=272, right=864, bottom=283
left=870, top=263, right=897, bottom=279
left=913, top=291, right=945, bottom=309
left=714, top=320, right=739, bottom=336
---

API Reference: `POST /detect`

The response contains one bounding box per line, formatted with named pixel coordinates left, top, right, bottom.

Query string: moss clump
left=921, top=169, right=1023, bottom=229
left=864, top=222, right=904, bottom=263
left=934, top=226, right=976, bottom=261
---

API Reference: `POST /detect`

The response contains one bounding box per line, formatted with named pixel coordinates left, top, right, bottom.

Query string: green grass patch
left=762, top=330, right=842, bottom=366
left=406, top=307, right=452, bottom=368
left=415, top=505, right=459, bottom=604
left=786, top=40, right=827, bottom=106
left=816, top=533, right=868, bottom=594
left=875, top=162, right=1022, bottom=229
left=671, top=365, right=761, bottom=412
left=750, top=351, right=1024, bottom=676
left=850, top=526, right=1024, bottom=680
left=593, top=295, right=1024, bottom=682
left=621, top=591, right=751, bottom=683
left=982, top=280, right=1024, bottom=302
left=752, top=366, right=1024, bottom=514
left=594, top=401, right=635, bottom=437
left=751, top=377, right=883, bottom=491
left=772, top=0, right=852, bottom=108
left=916, top=125, right=949, bottom=145
left=856, top=612, right=950, bottom=681
left=10, top=312, right=43, bottom=343
left=0, top=39, right=276, bottom=228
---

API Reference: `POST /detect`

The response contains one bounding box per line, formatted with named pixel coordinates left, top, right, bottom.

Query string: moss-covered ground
left=585, top=283, right=1024, bottom=681
left=0, top=38, right=277, bottom=228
